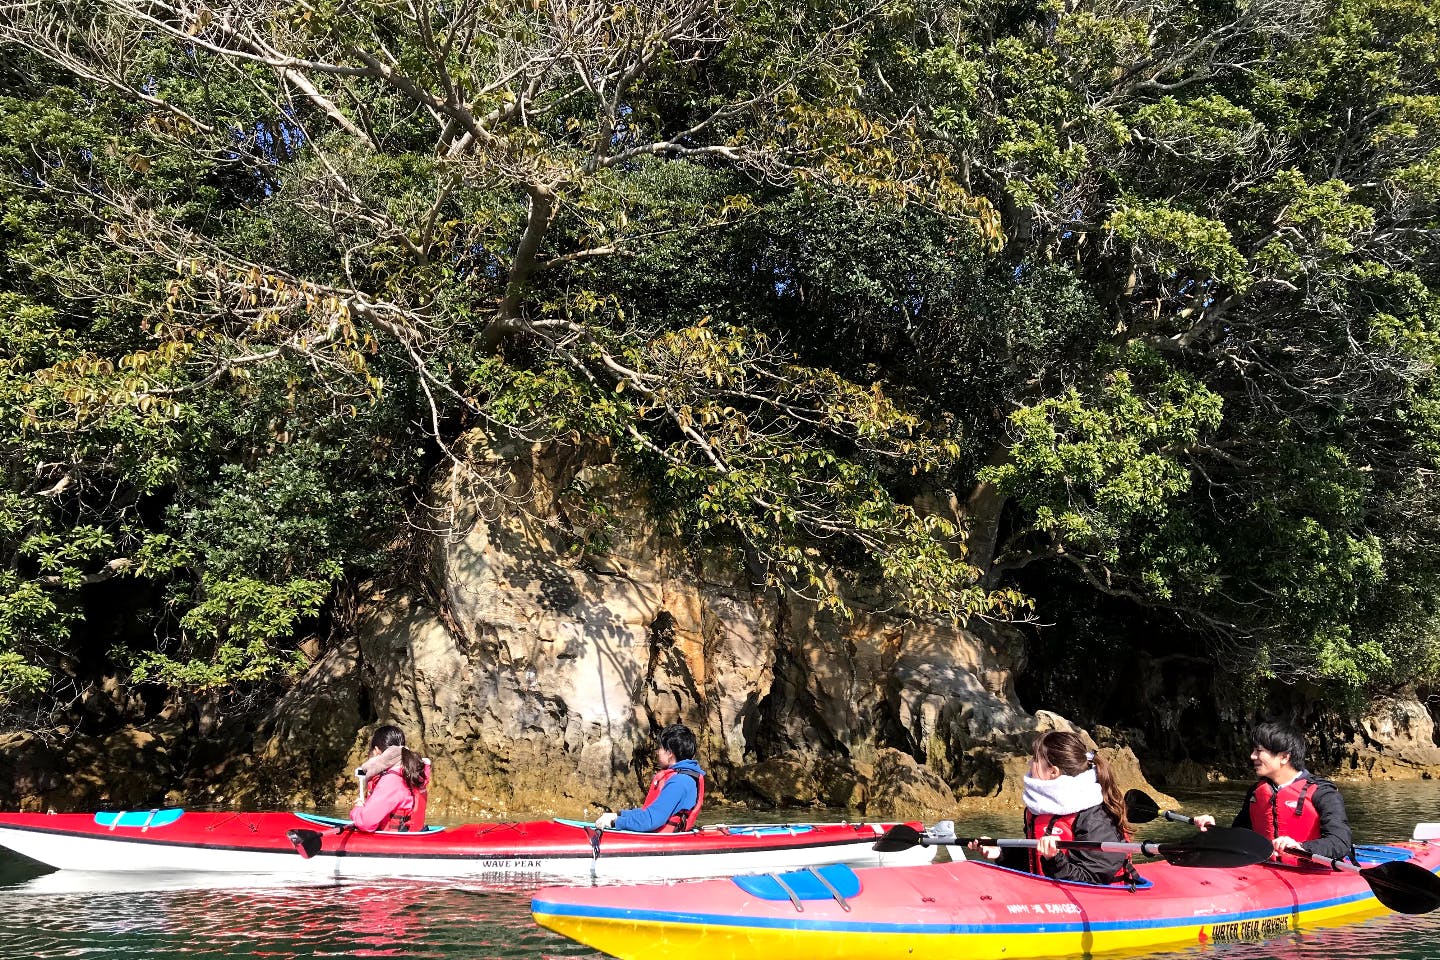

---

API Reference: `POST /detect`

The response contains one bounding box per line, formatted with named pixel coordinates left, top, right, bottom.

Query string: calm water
left=1, top=781, right=1438, bottom=959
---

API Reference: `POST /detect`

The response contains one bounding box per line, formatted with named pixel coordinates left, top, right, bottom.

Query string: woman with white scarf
left=974, top=731, right=1135, bottom=885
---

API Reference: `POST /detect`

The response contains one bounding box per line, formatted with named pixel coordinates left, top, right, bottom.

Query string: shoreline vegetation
left=3, top=2, right=1440, bottom=813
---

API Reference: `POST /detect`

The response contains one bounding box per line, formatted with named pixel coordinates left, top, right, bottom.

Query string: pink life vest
left=373, top=766, right=429, bottom=832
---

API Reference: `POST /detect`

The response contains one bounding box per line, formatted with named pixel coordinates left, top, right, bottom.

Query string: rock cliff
left=5, top=437, right=1435, bottom=816
left=239, top=435, right=1164, bottom=818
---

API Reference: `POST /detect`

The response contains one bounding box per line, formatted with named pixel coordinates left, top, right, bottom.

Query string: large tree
left=0, top=0, right=1020, bottom=716
left=2, top=0, right=1439, bottom=727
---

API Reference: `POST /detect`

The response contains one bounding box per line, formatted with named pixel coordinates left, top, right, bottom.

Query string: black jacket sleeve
left=1231, top=783, right=1259, bottom=831
left=1299, top=779, right=1354, bottom=862
left=1043, top=805, right=1127, bottom=885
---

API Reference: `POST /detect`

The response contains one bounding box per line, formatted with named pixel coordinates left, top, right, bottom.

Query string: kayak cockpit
left=291, top=811, right=445, bottom=834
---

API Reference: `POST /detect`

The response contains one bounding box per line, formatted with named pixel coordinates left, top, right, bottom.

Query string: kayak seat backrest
left=720, top=825, right=816, bottom=837
left=292, top=812, right=445, bottom=834
left=93, top=809, right=185, bottom=829
left=732, top=863, right=861, bottom=901
left=1355, top=844, right=1415, bottom=865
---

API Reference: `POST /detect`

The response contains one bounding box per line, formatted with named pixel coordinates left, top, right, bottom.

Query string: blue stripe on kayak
left=721, top=825, right=816, bottom=837
left=93, top=810, right=185, bottom=829
left=550, top=819, right=818, bottom=837
left=531, top=888, right=1378, bottom=936
left=551, top=818, right=654, bottom=834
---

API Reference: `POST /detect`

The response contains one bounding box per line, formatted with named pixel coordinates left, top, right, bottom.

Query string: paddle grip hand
left=964, top=837, right=1002, bottom=860
left=595, top=812, right=618, bottom=830
left=1273, top=835, right=1305, bottom=854
left=1183, top=813, right=1211, bottom=829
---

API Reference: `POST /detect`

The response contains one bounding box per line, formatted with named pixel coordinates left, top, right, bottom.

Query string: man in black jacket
left=1194, top=722, right=1353, bottom=862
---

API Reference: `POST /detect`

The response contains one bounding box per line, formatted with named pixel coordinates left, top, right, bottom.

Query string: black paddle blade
left=1155, top=826, right=1274, bottom=868
left=1124, top=789, right=1161, bottom=825
left=287, top=828, right=323, bottom=859
left=1364, top=860, right=1440, bottom=915
left=872, top=823, right=925, bottom=853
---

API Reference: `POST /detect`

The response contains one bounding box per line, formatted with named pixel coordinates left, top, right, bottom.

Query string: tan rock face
left=239, top=435, right=1111, bottom=820
left=1340, top=695, right=1440, bottom=779
left=0, top=436, right=1173, bottom=816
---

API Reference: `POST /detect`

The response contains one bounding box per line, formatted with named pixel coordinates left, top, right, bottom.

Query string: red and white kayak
left=532, top=835, right=1440, bottom=959
left=0, top=810, right=932, bottom=881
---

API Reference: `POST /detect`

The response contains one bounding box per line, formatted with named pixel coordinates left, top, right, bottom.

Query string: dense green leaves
left=3, top=0, right=1440, bottom=727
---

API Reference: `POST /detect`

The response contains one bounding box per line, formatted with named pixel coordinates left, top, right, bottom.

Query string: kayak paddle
left=1158, top=802, right=1440, bottom=914
left=287, top=828, right=324, bottom=858
left=872, top=822, right=1273, bottom=868
left=1123, top=789, right=1163, bottom=824
left=287, top=825, right=351, bottom=858
left=1289, top=848, right=1440, bottom=915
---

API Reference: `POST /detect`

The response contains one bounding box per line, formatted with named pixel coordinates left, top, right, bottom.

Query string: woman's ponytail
left=1093, top=752, right=1132, bottom=838
left=399, top=747, right=428, bottom=790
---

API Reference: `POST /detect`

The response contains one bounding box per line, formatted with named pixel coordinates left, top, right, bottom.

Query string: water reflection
left=1, top=780, right=1438, bottom=960
left=0, top=877, right=602, bottom=959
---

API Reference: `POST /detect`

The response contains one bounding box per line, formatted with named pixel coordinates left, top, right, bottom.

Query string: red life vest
left=1248, top=774, right=1322, bottom=865
left=1024, top=809, right=1134, bottom=884
left=1024, top=810, right=1078, bottom=876
left=641, top=767, right=705, bottom=832
left=374, top=766, right=429, bottom=832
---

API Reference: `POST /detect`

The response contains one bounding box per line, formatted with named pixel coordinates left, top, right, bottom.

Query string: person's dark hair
left=1251, top=722, right=1307, bottom=770
left=371, top=724, right=406, bottom=752
left=1033, top=731, right=1131, bottom=836
left=658, top=723, right=697, bottom=762
left=371, top=724, right=427, bottom=788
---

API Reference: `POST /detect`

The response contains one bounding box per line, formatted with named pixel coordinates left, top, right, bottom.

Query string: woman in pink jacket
left=349, top=725, right=431, bottom=832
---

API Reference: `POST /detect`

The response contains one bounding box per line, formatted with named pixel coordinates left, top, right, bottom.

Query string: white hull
left=0, top=825, right=933, bottom=882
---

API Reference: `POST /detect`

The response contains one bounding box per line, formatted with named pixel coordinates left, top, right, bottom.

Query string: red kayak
left=0, top=810, right=933, bottom=881
left=532, top=832, right=1440, bottom=959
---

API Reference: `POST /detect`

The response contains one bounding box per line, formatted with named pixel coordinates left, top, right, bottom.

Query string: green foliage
left=1106, top=201, right=1249, bottom=286
left=982, top=348, right=1225, bottom=583
left=6, top=0, right=1440, bottom=727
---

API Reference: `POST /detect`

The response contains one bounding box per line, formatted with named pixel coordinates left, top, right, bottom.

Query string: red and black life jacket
left=374, top=767, right=429, bottom=832
left=1024, top=809, right=1136, bottom=885
left=641, top=767, right=705, bottom=832
left=1248, top=774, right=1324, bottom=865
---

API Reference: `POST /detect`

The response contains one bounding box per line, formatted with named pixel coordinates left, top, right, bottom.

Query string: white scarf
left=1023, top=767, right=1103, bottom=816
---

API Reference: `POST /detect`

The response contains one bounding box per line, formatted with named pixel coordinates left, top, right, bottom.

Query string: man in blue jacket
left=595, top=723, right=706, bottom=832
